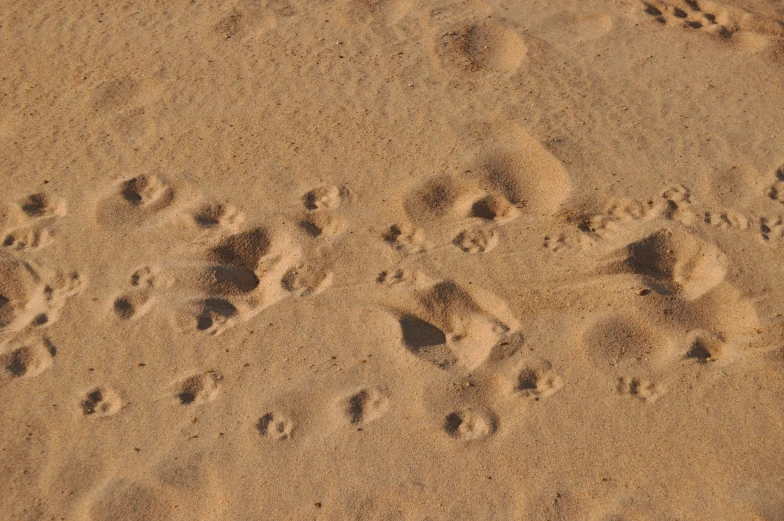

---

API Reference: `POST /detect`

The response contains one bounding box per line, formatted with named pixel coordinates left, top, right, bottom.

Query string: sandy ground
left=1, top=0, right=784, bottom=519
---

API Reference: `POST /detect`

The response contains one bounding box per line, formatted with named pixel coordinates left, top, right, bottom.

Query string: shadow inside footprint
left=195, top=299, right=238, bottom=331
left=399, top=315, right=447, bottom=351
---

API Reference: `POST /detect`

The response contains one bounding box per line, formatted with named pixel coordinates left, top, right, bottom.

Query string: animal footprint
left=190, top=202, right=244, bottom=229
left=641, top=0, right=727, bottom=33
left=443, top=408, right=497, bottom=441
left=256, top=412, right=294, bottom=440
left=384, top=224, right=428, bottom=254
left=0, top=337, right=56, bottom=380
left=760, top=215, right=784, bottom=242
left=1, top=193, right=66, bottom=252
left=766, top=167, right=784, bottom=204
left=0, top=252, right=83, bottom=337
left=112, top=291, right=154, bottom=321
left=2, top=227, right=54, bottom=251
left=703, top=210, right=751, bottom=230
left=281, top=264, right=334, bottom=297
left=376, top=268, right=427, bottom=286
left=96, top=174, right=176, bottom=227
left=343, top=387, right=389, bottom=426
left=515, top=360, right=564, bottom=399
left=303, top=185, right=344, bottom=210
left=174, top=371, right=221, bottom=406
left=453, top=225, right=498, bottom=254
left=300, top=212, right=345, bottom=238
left=617, top=376, right=664, bottom=403
left=80, top=387, right=121, bottom=417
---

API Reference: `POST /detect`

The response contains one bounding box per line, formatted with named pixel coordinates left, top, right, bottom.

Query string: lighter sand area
left=1, top=0, right=784, bottom=519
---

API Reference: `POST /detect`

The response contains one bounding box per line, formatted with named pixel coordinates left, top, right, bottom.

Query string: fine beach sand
left=1, top=0, right=784, bottom=519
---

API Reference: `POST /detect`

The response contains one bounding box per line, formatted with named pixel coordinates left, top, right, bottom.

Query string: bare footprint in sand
left=467, top=128, right=572, bottom=217
left=682, top=329, right=726, bottom=364
left=169, top=226, right=302, bottom=335
left=436, top=20, right=527, bottom=74
left=386, top=278, right=520, bottom=371
left=600, top=227, right=727, bottom=300
left=404, top=175, right=486, bottom=225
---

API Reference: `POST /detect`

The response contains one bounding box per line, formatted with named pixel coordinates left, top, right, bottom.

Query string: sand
left=1, top=0, right=784, bottom=519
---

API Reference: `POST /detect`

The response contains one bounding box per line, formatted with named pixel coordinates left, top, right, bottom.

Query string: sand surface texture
left=2, top=0, right=784, bottom=519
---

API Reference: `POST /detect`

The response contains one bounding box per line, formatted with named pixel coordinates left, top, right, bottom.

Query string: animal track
left=766, top=166, right=784, bottom=204
left=468, top=194, right=519, bottom=224
left=281, top=264, right=334, bottom=297
left=174, top=371, right=221, bottom=405
left=1, top=192, right=66, bottom=252
left=760, top=214, right=784, bottom=242
left=617, top=376, right=664, bottom=403
left=0, top=252, right=83, bottom=338
left=515, top=360, right=564, bottom=399
left=642, top=0, right=725, bottom=32
left=19, top=193, right=65, bottom=218
left=383, top=223, right=428, bottom=254
left=300, top=212, right=345, bottom=238
left=0, top=337, right=56, bottom=380
left=112, top=291, right=154, bottom=321
left=190, top=202, right=244, bottom=229
left=80, top=387, right=121, bottom=417
left=703, top=210, right=751, bottom=230
left=545, top=185, right=695, bottom=252
left=376, top=267, right=426, bottom=286
left=256, top=412, right=294, bottom=440
left=641, top=0, right=784, bottom=42
left=2, top=227, right=54, bottom=251
left=130, top=266, right=169, bottom=289
left=343, top=387, right=389, bottom=425
left=443, top=408, right=497, bottom=441
left=453, top=225, right=498, bottom=254
left=303, top=185, right=344, bottom=210
left=96, top=174, right=175, bottom=227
